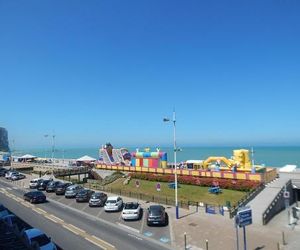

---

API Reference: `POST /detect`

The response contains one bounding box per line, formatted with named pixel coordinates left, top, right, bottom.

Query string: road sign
left=236, top=207, right=252, bottom=228
left=135, top=180, right=140, bottom=188
left=284, top=191, right=290, bottom=199
left=156, top=183, right=161, bottom=192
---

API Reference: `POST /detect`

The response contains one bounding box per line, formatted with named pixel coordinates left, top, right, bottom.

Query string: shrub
left=129, top=173, right=260, bottom=191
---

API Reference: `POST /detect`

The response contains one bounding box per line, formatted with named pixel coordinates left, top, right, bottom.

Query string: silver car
left=65, top=184, right=83, bottom=198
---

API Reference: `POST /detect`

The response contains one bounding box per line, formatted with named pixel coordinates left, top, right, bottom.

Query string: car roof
left=24, top=228, right=44, bottom=238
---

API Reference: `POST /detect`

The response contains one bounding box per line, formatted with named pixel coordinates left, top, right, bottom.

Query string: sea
left=14, top=146, right=300, bottom=168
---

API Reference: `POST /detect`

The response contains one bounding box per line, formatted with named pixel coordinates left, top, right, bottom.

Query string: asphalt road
left=0, top=179, right=173, bottom=250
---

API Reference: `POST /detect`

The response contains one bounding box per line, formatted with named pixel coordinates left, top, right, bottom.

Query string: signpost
left=135, top=180, right=140, bottom=188
left=156, top=183, right=161, bottom=192
left=235, top=207, right=252, bottom=250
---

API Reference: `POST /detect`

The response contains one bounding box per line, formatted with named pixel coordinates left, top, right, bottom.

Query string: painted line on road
left=32, top=207, right=47, bottom=214
left=12, top=197, right=20, bottom=202
left=85, top=236, right=108, bottom=250
left=127, top=233, right=143, bottom=241
left=81, top=203, right=90, bottom=211
left=117, top=222, right=140, bottom=233
left=88, top=235, right=116, bottom=249
left=44, top=214, right=61, bottom=223
left=65, top=224, right=86, bottom=234
left=62, top=224, right=80, bottom=235
left=96, top=208, right=105, bottom=217
left=6, top=187, right=12, bottom=190
left=57, top=196, right=65, bottom=202
left=47, top=214, right=64, bottom=223
left=0, top=188, right=6, bottom=191
left=44, top=214, right=65, bottom=224
left=12, top=187, right=18, bottom=190
left=21, top=202, right=33, bottom=208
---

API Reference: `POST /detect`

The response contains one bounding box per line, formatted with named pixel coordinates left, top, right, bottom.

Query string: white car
left=11, top=173, right=25, bottom=181
left=104, top=196, right=123, bottom=212
left=29, top=178, right=43, bottom=189
left=5, top=171, right=19, bottom=180
left=121, top=202, right=141, bottom=220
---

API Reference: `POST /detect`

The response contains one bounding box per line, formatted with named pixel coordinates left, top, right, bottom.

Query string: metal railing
left=262, top=179, right=292, bottom=225
left=229, top=183, right=265, bottom=218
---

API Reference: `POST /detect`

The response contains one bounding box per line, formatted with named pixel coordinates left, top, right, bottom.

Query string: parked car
left=122, top=202, right=142, bottom=220
left=10, top=173, right=26, bottom=181
left=104, top=196, right=123, bottom=212
left=65, top=184, right=84, bottom=198
left=46, top=181, right=62, bottom=192
left=24, top=191, right=46, bottom=204
left=29, top=178, right=44, bottom=189
left=147, top=205, right=167, bottom=226
left=5, top=171, right=19, bottom=179
left=55, top=182, right=73, bottom=195
left=37, top=179, right=52, bottom=191
left=89, top=192, right=107, bottom=207
left=21, top=228, right=57, bottom=250
left=76, top=189, right=95, bottom=202
left=0, top=168, right=8, bottom=177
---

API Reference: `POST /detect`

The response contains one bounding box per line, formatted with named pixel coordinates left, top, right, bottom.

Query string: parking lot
left=3, top=174, right=172, bottom=246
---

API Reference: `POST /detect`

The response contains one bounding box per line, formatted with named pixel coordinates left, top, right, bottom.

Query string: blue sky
left=1, top=0, right=300, bottom=148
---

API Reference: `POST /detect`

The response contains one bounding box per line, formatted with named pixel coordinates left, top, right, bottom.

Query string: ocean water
left=15, top=146, right=300, bottom=168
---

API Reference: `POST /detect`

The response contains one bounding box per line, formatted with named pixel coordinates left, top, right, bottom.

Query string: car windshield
left=91, top=193, right=100, bottom=199
left=66, top=186, right=75, bottom=191
left=31, top=234, right=50, bottom=246
left=106, top=200, right=116, bottom=204
left=78, top=190, right=87, bottom=195
left=149, top=206, right=163, bottom=216
left=124, top=203, right=139, bottom=210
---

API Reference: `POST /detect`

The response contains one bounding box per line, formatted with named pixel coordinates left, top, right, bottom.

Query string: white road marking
left=32, top=207, right=47, bottom=214
left=117, top=222, right=140, bottom=233
left=127, top=233, right=143, bottom=241
left=12, top=187, right=18, bottom=190
left=44, top=214, right=61, bottom=223
left=97, top=208, right=104, bottom=217
left=85, top=236, right=107, bottom=250
left=48, top=215, right=64, bottom=223
left=57, top=196, right=65, bottom=202
left=81, top=203, right=90, bottom=211
left=66, top=224, right=86, bottom=234
left=62, top=224, right=80, bottom=235
left=6, top=187, right=12, bottom=190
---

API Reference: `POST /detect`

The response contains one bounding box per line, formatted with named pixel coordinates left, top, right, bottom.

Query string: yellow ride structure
left=201, top=149, right=263, bottom=172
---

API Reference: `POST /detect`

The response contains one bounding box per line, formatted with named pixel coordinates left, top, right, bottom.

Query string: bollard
left=184, top=232, right=187, bottom=250
left=205, top=239, right=208, bottom=250
left=277, top=242, right=280, bottom=250
left=282, top=231, right=286, bottom=245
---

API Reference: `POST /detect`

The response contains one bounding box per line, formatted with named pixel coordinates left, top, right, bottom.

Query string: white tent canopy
left=76, top=155, right=96, bottom=162
left=20, top=154, right=37, bottom=159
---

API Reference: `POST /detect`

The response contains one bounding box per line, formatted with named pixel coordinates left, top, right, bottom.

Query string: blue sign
left=236, top=208, right=252, bottom=227
left=205, top=205, right=216, bottom=214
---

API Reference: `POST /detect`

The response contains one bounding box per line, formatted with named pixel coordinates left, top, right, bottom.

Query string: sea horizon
left=12, top=145, right=300, bottom=168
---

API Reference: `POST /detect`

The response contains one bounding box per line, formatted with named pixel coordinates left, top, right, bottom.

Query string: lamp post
left=163, top=110, right=179, bottom=219
left=51, top=133, right=56, bottom=163
left=44, top=134, right=49, bottom=162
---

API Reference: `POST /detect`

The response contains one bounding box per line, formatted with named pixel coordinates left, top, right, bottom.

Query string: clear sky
left=1, top=0, right=300, bottom=149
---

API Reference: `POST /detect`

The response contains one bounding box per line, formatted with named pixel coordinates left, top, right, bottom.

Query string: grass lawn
left=106, top=178, right=246, bottom=206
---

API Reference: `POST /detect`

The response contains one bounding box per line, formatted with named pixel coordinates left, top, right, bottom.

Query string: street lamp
left=44, top=135, right=49, bottom=162
left=163, top=110, right=179, bottom=219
